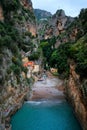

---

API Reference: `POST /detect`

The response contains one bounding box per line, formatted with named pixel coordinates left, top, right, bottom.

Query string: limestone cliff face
left=69, top=28, right=78, bottom=41
left=37, top=9, right=75, bottom=43
left=65, top=64, right=87, bottom=130
left=0, top=48, right=32, bottom=129
left=51, top=10, right=68, bottom=35
left=34, top=9, right=52, bottom=21
left=0, top=0, right=36, bottom=129
left=14, top=0, right=37, bottom=37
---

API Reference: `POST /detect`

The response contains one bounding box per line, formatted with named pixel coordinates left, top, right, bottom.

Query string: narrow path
left=31, top=74, right=65, bottom=101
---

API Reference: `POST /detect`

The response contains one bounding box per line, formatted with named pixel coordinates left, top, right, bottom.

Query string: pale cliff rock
left=28, top=23, right=37, bottom=37
left=65, top=63, right=87, bottom=130
left=0, top=71, right=31, bottom=129
left=37, top=9, right=74, bottom=41
left=12, top=0, right=37, bottom=37
left=34, top=9, right=52, bottom=20
left=0, top=0, right=37, bottom=129
left=19, top=0, right=37, bottom=37
left=69, top=28, right=78, bottom=41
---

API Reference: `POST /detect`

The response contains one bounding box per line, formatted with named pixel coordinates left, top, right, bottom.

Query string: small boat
left=38, top=78, right=43, bottom=81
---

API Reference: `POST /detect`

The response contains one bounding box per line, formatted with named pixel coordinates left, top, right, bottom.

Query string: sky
left=32, top=0, right=87, bottom=17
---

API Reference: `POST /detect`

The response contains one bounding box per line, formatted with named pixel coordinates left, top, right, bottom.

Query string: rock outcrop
left=34, top=9, right=52, bottom=21
left=36, top=9, right=75, bottom=44
left=0, top=0, right=36, bottom=129
left=14, top=0, right=37, bottom=37
left=20, top=0, right=33, bottom=11
left=0, top=79, right=30, bottom=129
left=65, top=63, right=87, bottom=130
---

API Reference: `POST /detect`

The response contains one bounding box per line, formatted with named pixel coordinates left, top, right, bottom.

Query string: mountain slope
left=37, top=9, right=74, bottom=40
left=39, top=8, right=87, bottom=130
left=34, top=9, right=52, bottom=20
left=0, top=0, right=38, bottom=129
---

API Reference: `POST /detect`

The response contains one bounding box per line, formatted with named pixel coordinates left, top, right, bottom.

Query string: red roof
left=23, top=61, right=34, bottom=67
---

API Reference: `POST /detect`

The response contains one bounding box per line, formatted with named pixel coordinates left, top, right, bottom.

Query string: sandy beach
left=31, top=75, right=65, bottom=101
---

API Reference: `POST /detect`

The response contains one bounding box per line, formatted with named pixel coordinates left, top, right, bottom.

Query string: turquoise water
left=11, top=100, right=82, bottom=130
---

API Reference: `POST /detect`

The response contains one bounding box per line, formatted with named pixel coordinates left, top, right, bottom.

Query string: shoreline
left=0, top=88, right=30, bottom=130
left=30, top=77, right=65, bottom=101
left=5, top=75, right=83, bottom=130
left=3, top=75, right=64, bottom=130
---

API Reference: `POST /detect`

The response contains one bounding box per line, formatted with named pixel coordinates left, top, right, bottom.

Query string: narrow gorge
left=0, top=0, right=87, bottom=130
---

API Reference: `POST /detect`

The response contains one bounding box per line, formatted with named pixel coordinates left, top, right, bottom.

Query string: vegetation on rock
left=40, top=9, right=87, bottom=79
left=0, top=0, right=37, bottom=88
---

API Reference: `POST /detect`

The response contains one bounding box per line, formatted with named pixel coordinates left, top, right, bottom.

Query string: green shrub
left=1, top=0, right=20, bottom=12
left=7, top=67, right=12, bottom=74
left=21, top=66, right=28, bottom=74
left=69, top=36, right=87, bottom=78
left=10, top=44, right=19, bottom=56
left=28, top=52, right=39, bottom=60
left=25, top=31, right=32, bottom=37
left=12, top=56, right=22, bottom=67
left=10, top=64, right=21, bottom=75
left=79, top=8, right=87, bottom=34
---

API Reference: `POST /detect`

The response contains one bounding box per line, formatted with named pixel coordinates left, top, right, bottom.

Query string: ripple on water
left=11, top=100, right=82, bottom=130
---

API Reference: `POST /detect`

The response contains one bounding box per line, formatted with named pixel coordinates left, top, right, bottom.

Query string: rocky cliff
left=34, top=9, right=52, bottom=21
left=65, top=63, right=87, bottom=130
left=36, top=9, right=75, bottom=42
left=14, top=0, right=37, bottom=37
left=0, top=1, right=87, bottom=129
left=39, top=8, right=87, bottom=130
left=0, top=0, right=36, bottom=129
